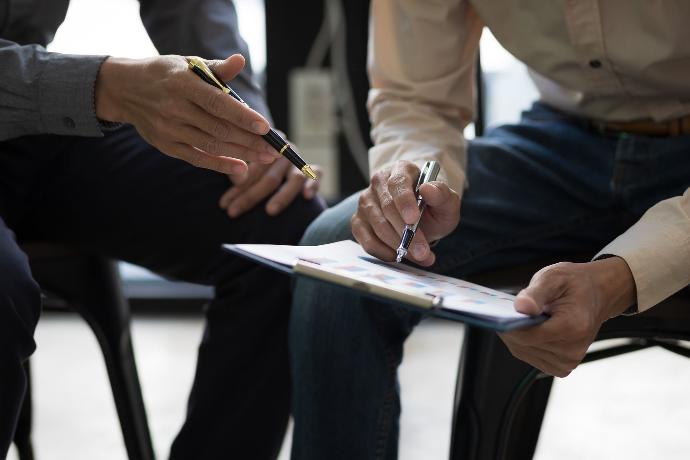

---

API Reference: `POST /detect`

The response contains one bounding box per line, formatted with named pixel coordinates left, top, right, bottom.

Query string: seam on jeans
left=434, top=211, right=620, bottom=273
left=374, top=345, right=397, bottom=460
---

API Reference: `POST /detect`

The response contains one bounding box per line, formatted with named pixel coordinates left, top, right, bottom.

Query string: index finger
left=387, top=162, right=422, bottom=225
left=189, top=76, right=270, bottom=136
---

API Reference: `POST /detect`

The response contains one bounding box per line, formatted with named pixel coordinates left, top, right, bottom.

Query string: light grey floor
left=6, top=313, right=690, bottom=460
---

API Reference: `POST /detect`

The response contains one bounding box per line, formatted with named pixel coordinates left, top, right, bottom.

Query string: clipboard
left=225, top=242, right=546, bottom=332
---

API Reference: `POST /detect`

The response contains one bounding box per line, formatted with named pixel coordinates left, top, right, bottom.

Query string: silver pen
left=395, top=161, right=441, bottom=263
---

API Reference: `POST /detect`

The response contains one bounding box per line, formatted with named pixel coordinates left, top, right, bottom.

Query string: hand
left=499, top=257, right=637, bottom=377
left=219, top=156, right=322, bottom=217
left=352, top=161, right=461, bottom=266
left=95, top=54, right=280, bottom=176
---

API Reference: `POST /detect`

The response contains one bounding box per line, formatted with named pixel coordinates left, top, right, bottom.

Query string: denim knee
left=300, top=192, right=360, bottom=246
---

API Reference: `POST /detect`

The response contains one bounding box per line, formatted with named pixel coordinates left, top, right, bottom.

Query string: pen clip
left=415, top=161, right=441, bottom=193
left=187, top=57, right=231, bottom=94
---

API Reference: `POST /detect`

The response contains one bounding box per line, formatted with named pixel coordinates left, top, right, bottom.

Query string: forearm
left=595, top=188, right=690, bottom=311
left=366, top=0, right=482, bottom=191
left=0, top=39, right=107, bottom=140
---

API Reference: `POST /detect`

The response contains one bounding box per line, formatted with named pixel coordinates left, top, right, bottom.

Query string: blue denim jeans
left=289, top=103, right=690, bottom=460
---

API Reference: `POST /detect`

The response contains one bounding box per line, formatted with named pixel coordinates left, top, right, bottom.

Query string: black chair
left=12, top=243, right=155, bottom=460
left=449, top=256, right=690, bottom=460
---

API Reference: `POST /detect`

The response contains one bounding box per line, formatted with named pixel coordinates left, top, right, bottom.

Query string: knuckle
left=265, top=174, right=283, bottom=189
left=150, top=116, right=167, bottom=133
left=371, top=173, right=383, bottom=187
left=206, top=92, right=225, bottom=115
left=236, top=109, right=253, bottom=129
left=211, top=121, right=232, bottom=140
left=387, top=173, right=407, bottom=189
left=200, top=139, right=221, bottom=154
left=380, top=196, right=395, bottom=213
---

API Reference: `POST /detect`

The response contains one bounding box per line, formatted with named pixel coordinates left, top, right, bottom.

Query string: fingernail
left=251, top=121, right=268, bottom=134
left=231, top=164, right=246, bottom=174
left=402, top=206, right=416, bottom=223
left=266, top=204, right=278, bottom=215
left=259, top=153, right=275, bottom=163
left=411, top=243, right=426, bottom=259
left=263, top=144, right=276, bottom=154
left=228, top=207, right=238, bottom=217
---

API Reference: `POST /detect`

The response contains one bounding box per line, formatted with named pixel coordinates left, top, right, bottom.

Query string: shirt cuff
left=594, top=197, right=690, bottom=312
left=38, top=53, right=109, bottom=137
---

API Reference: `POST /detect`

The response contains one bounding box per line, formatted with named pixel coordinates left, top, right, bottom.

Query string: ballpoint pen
left=186, top=57, right=318, bottom=180
left=395, top=161, right=441, bottom=263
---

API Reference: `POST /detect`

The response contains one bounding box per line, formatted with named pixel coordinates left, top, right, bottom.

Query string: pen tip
left=396, top=248, right=406, bottom=263
left=302, top=165, right=318, bottom=180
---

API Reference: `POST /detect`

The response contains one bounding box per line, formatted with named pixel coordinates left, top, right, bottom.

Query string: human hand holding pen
left=95, top=54, right=279, bottom=176
left=351, top=160, right=461, bottom=266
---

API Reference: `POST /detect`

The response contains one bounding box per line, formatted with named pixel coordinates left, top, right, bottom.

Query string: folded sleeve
left=595, top=188, right=690, bottom=312
left=367, top=0, right=483, bottom=191
left=0, top=38, right=107, bottom=141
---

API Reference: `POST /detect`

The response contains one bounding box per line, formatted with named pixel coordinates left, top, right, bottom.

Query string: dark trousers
left=0, top=126, right=324, bottom=459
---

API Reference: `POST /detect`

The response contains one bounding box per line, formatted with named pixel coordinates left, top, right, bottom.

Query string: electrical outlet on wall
left=289, top=68, right=339, bottom=200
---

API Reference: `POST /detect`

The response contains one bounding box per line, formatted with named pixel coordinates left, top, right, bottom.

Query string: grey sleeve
left=139, top=0, right=273, bottom=124
left=0, top=38, right=109, bottom=141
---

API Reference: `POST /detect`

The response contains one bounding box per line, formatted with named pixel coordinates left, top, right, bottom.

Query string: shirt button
left=62, top=117, right=76, bottom=129
left=589, top=59, right=602, bottom=69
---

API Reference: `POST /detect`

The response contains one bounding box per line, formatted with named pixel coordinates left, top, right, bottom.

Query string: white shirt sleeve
left=366, top=0, right=484, bottom=192
left=596, top=187, right=690, bottom=311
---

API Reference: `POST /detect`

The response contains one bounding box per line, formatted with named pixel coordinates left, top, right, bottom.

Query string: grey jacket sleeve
left=0, top=38, right=108, bottom=141
left=139, top=0, right=273, bottom=124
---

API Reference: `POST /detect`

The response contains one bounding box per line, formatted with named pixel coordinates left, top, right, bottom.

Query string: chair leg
left=76, top=259, right=155, bottom=460
left=14, top=361, right=35, bottom=460
left=450, top=327, right=553, bottom=460
left=97, top=328, right=156, bottom=460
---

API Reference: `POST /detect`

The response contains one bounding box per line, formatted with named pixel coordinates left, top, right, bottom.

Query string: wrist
left=95, top=56, right=135, bottom=123
left=590, top=256, right=637, bottom=319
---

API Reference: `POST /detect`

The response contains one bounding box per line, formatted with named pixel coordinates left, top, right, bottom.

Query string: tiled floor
left=6, top=312, right=690, bottom=460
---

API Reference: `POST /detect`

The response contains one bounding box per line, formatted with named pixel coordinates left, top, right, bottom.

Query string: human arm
left=353, top=0, right=483, bottom=264
left=0, top=38, right=107, bottom=140
left=500, top=188, right=690, bottom=377
left=138, top=0, right=319, bottom=212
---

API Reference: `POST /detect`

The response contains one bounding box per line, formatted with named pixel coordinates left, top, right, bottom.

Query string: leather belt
left=591, top=114, right=690, bottom=137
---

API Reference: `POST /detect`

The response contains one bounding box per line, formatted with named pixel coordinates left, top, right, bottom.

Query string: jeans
left=0, top=126, right=324, bottom=460
left=289, top=103, right=690, bottom=460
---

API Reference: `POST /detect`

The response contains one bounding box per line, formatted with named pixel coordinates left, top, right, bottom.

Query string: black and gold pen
left=187, top=57, right=318, bottom=180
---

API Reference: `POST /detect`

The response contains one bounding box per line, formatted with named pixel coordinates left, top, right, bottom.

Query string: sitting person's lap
left=289, top=103, right=690, bottom=459
left=0, top=125, right=325, bottom=459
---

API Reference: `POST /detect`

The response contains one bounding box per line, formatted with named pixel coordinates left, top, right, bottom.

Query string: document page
left=228, top=240, right=528, bottom=320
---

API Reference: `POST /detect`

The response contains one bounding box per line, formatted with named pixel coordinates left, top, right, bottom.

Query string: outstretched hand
left=95, top=54, right=280, bottom=176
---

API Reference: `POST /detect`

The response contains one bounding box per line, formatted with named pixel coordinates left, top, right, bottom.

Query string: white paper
left=227, top=240, right=527, bottom=320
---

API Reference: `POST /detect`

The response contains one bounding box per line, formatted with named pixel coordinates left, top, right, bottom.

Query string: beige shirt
left=367, top=0, right=690, bottom=311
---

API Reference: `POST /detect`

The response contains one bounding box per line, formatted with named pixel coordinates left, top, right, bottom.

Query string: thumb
left=418, top=181, right=460, bottom=220
left=207, top=54, right=246, bottom=82
left=514, top=269, right=566, bottom=316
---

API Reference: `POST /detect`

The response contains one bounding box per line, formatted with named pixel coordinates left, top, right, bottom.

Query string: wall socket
left=289, top=68, right=339, bottom=200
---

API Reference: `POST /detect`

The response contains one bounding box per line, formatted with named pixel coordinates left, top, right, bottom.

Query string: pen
left=186, top=57, right=318, bottom=180
left=395, top=161, right=441, bottom=263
